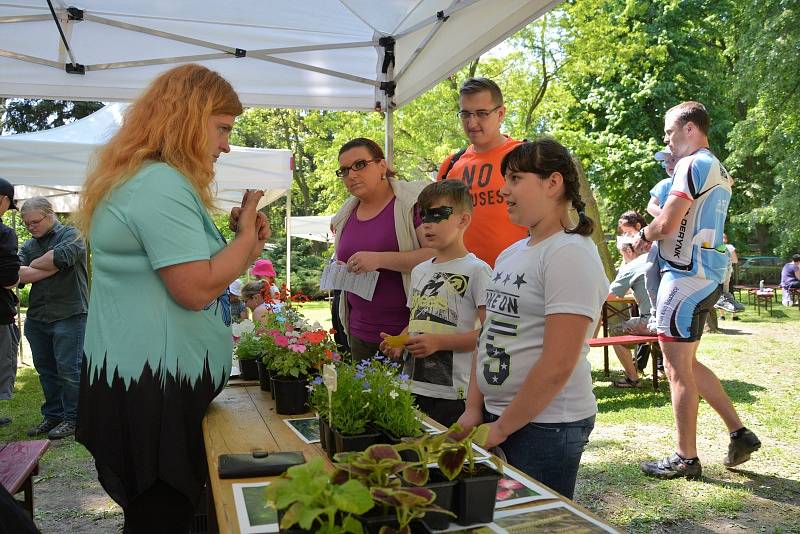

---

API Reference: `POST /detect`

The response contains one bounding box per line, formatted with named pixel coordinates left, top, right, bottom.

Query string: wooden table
left=754, top=289, right=774, bottom=316
left=203, top=386, right=621, bottom=534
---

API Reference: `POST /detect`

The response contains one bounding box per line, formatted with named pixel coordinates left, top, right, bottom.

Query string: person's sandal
left=613, top=376, right=641, bottom=388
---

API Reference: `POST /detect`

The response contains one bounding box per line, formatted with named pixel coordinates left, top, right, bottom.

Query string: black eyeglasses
left=420, top=206, right=454, bottom=224
left=336, top=158, right=380, bottom=178
left=456, top=105, right=502, bottom=121
left=23, top=215, right=48, bottom=228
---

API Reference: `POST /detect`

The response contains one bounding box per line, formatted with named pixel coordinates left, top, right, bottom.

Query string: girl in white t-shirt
left=457, top=138, right=608, bottom=499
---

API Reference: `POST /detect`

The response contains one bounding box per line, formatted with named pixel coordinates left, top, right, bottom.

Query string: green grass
left=2, top=299, right=798, bottom=532
left=585, top=300, right=800, bottom=532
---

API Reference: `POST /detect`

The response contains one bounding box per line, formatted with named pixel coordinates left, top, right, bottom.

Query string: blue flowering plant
left=357, top=355, right=421, bottom=439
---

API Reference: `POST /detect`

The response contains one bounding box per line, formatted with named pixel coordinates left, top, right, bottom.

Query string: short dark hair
left=618, top=210, right=646, bottom=231
left=500, top=138, right=595, bottom=237
left=792, top=254, right=800, bottom=262
left=668, top=101, right=710, bottom=135
left=417, top=180, right=473, bottom=213
left=338, top=137, right=396, bottom=178
left=459, top=77, right=504, bottom=107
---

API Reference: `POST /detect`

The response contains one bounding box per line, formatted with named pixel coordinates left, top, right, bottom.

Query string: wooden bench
left=589, top=335, right=661, bottom=390
left=0, top=440, right=50, bottom=517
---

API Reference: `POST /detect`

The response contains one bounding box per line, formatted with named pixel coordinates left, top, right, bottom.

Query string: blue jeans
left=25, top=314, right=86, bottom=423
left=484, top=409, right=595, bottom=499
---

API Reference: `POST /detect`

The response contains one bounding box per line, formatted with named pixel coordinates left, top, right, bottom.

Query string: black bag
left=218, top=451, right=305, bottom=479
left=634, top=343, right=651, bottom=373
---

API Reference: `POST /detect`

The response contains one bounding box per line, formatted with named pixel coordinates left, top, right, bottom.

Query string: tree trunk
left=577, top=172, right=615, bottom=281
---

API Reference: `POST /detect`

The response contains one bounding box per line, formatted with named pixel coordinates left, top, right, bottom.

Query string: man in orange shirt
left=437, top=77, right=527, bottom=267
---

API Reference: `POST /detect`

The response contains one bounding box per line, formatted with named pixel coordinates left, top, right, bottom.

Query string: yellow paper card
left=384, top=333, right=411, bottom=348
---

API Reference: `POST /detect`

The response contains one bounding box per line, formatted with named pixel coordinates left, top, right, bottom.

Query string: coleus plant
left=397, top=422, right=493, bottom=480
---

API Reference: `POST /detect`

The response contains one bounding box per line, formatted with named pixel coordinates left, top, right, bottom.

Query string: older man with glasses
left=436, top=77, right=528, bottom=268
left=18, top=196, right=88, bottom=439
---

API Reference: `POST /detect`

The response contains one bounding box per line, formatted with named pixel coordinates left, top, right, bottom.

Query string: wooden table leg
left=602, top=304, right=609, bottom=377
left=651, top=343, right=659, bottom=390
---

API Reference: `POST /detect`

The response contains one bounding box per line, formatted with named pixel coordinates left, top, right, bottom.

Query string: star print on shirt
left=503, top=274, right=511, bottom=285
left=513, top=274, right=527, bottom=289
left=493, top=272, right=503, bottom=283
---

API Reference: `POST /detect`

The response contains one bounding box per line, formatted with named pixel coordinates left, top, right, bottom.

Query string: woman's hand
left=346, top=251, right=383, bottom=273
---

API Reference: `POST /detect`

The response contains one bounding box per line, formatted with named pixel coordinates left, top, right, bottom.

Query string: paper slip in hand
left=319, top=263, right=379, bottom=301
left=383, top=333, right=410, bottom=348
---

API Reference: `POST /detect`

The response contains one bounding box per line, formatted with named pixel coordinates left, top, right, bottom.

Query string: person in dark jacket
left=0, top=177, right=21, bottom=426
left=18, top=196, right=88, bottom=439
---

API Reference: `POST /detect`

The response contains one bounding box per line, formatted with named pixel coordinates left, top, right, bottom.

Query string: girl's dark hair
left=338, top=137, right=397, bottom=179
left=500, top=138, right=594, bottom=236
left=618, top=210, right=646, bottom=231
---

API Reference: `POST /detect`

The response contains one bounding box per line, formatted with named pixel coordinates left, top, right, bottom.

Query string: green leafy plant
left=355, top=355, right=421, bottom=438
left=370, top=486, right=447, bottom=534
left=398, top=423, right=492, bottom=480
left=234, top=331, right=261, bottom=361
left=265, top=457, right=373, bottom=534
left=332, top=444, right=428, bottom=489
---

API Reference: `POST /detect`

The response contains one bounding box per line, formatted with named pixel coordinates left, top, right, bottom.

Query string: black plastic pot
left=420, top=468, right=457, bottom=530
left=378, top=426, right=421, bottom=462
left=319, top=417, right=333, bottom=453
left=256, top=361, right=271, bottom=391
left=272, top=376, right=309, bottom=415
left=454, top=462, right=501, bottom=525
left=358, top=510, right=432, bottom=534
left=331, top=426, right=382, bottom=457
left=238, top=358, right=259, bottom=380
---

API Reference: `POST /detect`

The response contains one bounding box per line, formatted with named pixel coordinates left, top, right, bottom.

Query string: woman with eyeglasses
left=330, top=138, right=434, bottom=360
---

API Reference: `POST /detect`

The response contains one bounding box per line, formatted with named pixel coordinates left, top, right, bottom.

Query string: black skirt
left=76, top=353, right=227, bottom=508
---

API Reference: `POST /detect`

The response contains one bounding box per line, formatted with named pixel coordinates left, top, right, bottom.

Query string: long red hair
left=75, top=64, right=242, bottom=234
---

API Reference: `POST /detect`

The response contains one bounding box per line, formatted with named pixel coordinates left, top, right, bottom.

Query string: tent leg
left=285, top=190, right=291, bottom=293
left=384, top=108, right=394, bottom=168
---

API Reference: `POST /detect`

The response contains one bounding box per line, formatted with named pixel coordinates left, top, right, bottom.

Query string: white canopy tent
left=0, top=103, right=293, bottom=210
left=0, top=0, right=561, bottom=163
left=290, top=215, right=334, bottom=244
left=1, top=0, right=563, bottom=288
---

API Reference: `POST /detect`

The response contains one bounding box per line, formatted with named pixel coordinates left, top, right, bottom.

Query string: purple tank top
left=337, top=197, right=413, bottom=343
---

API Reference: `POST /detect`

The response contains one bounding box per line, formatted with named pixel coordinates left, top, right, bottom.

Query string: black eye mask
left=420, top=206, right=454, bottom=223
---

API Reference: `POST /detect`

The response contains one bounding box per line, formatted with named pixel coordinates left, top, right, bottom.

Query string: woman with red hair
left=75, top=64, right=269, bottom=532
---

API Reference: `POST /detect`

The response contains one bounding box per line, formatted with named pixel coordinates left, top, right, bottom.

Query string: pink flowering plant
left=258, top=306, right=340, bottom=379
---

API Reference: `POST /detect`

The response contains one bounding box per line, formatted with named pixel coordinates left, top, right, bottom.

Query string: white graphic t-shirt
left=478, top=233, right=608, bottom=423
left=403, top=253, right=491, bottom=400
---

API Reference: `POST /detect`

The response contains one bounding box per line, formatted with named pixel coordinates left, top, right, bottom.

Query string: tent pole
left=385, top=108, right=394, bottom=167
left=285, top=189, right=291, bottom=294
left=12, top=211, right=23, bottom=364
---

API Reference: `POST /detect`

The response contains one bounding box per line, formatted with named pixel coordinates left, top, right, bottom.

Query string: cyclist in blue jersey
left=633, top=102, right=760, bottom=480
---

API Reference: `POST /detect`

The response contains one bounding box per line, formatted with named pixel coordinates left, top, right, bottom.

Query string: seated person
left=608, top=235, right=653, bottom=388
left=781, top=254, right=800, bottom=305
left=241, top=280, right=269, bottom=324
left=229, top=279, right=248, bottom=322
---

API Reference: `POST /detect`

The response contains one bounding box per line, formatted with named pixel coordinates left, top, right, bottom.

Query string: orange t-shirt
left=437, top=136, right=528, bottom=267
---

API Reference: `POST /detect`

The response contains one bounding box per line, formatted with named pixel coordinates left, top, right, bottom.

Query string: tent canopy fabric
left=0, top=103, right=293, bottom=211
left=290, top=215, right=333, bottom=243
left=0, top=0, right=561, bottom=111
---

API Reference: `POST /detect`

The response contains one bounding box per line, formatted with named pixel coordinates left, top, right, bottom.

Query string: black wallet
left=218, top=451, right=305, bottom=479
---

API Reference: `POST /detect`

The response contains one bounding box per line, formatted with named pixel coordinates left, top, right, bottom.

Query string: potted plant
left=328, top=363, right=381, bottom=456
left=234, top=329, right=261, bottom=380
left=266, top=457, right=374, bottom=533
left=357, top=356, right=422, bottom=442
left=332, top=444, right=448, bottom=534
left=439, top=423, right=501, bottom=526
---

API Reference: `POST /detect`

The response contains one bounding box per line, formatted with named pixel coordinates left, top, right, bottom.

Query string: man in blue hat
left=0, top=177, right=21, bottom=426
